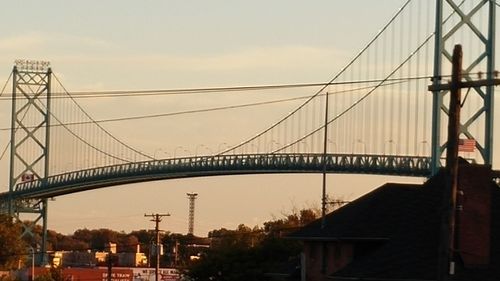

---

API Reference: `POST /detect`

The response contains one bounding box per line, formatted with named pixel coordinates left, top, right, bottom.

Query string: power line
left=0, top=75, right=439, bottom=100
left=0, top=80, right=410, bottom=132
left=52, top=74, right=154, bottom=160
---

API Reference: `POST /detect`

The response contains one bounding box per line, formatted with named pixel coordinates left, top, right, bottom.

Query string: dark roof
left=288, top=174, right=444, bottom=242
left=288, top=165, right=500, bottom=281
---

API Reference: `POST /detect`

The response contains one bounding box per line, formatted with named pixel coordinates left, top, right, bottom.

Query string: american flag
left=21, top=173, right=34, bottom=182
left=458, top=138, right=476, bottom=152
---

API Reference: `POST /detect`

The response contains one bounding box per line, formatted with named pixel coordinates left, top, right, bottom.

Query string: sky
left=0, top=0, right=470, bottom=236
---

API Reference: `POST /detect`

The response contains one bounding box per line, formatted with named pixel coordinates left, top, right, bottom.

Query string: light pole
left=268, top=140, right=280, bottom=152
left=300, top=141, right=310, bottom=153
left=195, top=145, right=202, bottom=157
left=328, top=139, right=337, bottom=153
left=386, top=139, right=398, bottom=155
left=217, top=142, right=228, bottom=154
left=154, top=148, right=163, bottom=160
left=250, top=143, right=260, bottom=154
left=30, top=247, right=35, bottom=281
left=419, top=140, right=429, bottom=156
left=173, top=146, right=183, bottom=159
left=355, top=139, right=366, bottom=154
left=204, top=146, right=213, bottom=155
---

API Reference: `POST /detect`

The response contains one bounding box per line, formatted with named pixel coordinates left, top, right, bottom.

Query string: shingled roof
left=288, top=164, right=500, bottom=281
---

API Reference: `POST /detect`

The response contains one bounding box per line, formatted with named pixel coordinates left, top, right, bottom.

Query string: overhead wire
left=0, top=79, right=418, bottom=132
left=52, top=74, right=154, bottom=160
left=0, top=75, right=437, bottom=100
left=44, top=100, right=132, bottom=163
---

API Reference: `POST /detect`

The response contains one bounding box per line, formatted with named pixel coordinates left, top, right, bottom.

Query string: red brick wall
left=458, top=164, right=491, bottom=267
left=303, top=241, right=353, bottom=281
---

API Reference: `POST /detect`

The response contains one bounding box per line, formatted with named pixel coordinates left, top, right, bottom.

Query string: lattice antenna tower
left=187, top=193, right=198, bottom=235
left=8, top=59, right=52, bottom=264
left=431, top=0, right=496, bottom=173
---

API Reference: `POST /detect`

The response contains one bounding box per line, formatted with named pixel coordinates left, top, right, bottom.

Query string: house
left=288, top=161, right=500, bottom=281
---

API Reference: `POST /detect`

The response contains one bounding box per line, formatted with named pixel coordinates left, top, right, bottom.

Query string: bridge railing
left=6, top=153, right=432, bottom=199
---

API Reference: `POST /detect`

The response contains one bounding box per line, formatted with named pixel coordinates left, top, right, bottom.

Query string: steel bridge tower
left=431, top=0, right=496, bottom=174
left=7, top=60, right=52, bottom=265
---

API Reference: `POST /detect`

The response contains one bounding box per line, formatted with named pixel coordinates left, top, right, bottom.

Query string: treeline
left=1, top=208, right=322, bottom=280
left=189, top=208, right=319, bottom=280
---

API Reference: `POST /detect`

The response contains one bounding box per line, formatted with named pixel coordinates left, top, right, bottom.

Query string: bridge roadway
left=0, top=153, right=432, bottom=201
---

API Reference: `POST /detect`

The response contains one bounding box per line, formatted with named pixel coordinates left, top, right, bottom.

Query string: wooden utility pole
left=107, top=251, right=113, bottom=281
left=145, top=213, right=170, bottom=281
left=437, top=44, right=462, bottom=281
left=429, top=44, right=500, bottom=281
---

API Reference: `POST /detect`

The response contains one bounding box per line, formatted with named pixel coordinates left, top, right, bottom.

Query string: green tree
left=0, top=214, right=27, bottom=270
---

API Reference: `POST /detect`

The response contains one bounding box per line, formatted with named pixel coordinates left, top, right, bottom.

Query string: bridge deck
left=1, top=153, right=431, bottom=200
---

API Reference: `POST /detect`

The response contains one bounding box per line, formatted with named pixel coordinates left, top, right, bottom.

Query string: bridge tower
left=431, top=0, right=496, bottom=174
left=8, top=60, right=52, bottom=265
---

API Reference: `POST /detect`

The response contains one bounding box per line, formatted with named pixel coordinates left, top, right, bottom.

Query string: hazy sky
left=0, top=0, right=440, bottom=236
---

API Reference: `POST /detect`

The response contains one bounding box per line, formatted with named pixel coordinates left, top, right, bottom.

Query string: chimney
left=457, top=163, right=491, bottom=267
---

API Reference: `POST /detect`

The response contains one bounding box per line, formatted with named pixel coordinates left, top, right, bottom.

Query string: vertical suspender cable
left=414, top=0, right=422, bottom=156
left=407, top=4, right=412, bottom=156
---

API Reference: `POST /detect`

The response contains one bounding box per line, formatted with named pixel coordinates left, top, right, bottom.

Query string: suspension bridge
left=0, top=0, right=498, bottom=263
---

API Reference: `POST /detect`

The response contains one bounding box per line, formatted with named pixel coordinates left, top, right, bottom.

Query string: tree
left=188, top=209, right=320, bottom=281
left=33, top=267, right=63, bottom=281
left=0, top=214, right=27, bottom=270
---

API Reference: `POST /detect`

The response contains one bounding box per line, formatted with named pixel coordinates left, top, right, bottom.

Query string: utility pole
left=107, top=251, right=113, bottom=281
left=440, top=44, right=462, bottom=281
left=145, top=213, right=170, bottom=281
left=429, top=44, right=500, bottom=281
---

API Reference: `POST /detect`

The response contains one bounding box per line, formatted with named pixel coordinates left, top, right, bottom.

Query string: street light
left=386, top=139, right=399, bottom=155
left=268, top=140, right=280, bottom=152
left=29, top=247, right=35, bottom=281
left=173, top=146, right=183, bottom=159
left=154, top=148, right=163, bottom=160
left=300, top=141, right=309, bottom=153
left=250, top=143, right=260, bottom=154
left=356, top=139, right=366, bottom=154
left=328, top=139, right=337, bottom=153
left=217, top=142, right=229, bottom=154
left=194, top=144, right=205, bottom=157
left=418, top=140, right=429, bottom=156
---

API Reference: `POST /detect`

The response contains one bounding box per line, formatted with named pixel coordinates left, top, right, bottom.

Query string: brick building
left=289, top=161, right=500, bottom=281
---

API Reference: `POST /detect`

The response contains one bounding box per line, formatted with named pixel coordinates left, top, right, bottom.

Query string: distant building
left=49, top=243, right=147, bottom=268
left=289, top=161, right=500, bottom=281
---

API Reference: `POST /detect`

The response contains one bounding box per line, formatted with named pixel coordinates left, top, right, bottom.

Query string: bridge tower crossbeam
left=431, top=0, right=496, bottom=174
